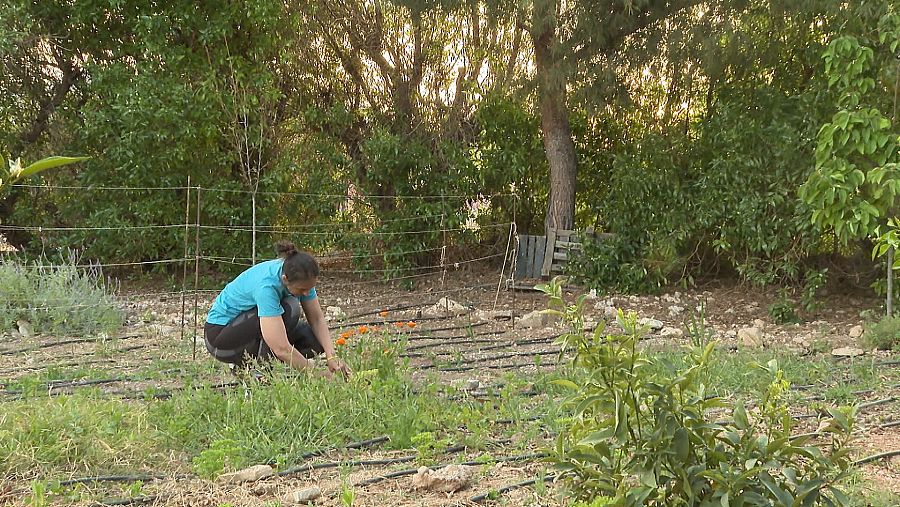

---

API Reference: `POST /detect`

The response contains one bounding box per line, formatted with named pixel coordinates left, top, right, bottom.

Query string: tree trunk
left=531, top=1, right=577, bottom=233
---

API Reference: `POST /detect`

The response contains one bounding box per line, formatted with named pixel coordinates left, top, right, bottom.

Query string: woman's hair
left=276, top=240, right=319, bottom=282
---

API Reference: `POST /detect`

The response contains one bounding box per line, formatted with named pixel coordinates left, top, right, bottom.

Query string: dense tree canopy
left=1, top=0, right=898, bottom=292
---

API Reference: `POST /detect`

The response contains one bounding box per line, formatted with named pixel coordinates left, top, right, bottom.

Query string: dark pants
left=204, top=297, right=323, bottom=366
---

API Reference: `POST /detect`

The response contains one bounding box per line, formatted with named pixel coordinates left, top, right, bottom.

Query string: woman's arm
left=301, top=297, right=351, bottom=377
left=259, top=316, right=314, bottom=370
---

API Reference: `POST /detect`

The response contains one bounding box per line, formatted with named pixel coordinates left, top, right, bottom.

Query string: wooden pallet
left=513, top=228, right=612, bottom=285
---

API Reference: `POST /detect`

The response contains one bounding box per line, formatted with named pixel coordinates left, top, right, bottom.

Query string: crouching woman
left=203, top=240, right=350, bottom=378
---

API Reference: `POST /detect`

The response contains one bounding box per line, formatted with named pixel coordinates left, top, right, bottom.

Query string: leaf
left=19, top=156, right=90, bottom=179
left=733, top=401, right=750, bottom=430
left=551, top=379, right=580, bottom=391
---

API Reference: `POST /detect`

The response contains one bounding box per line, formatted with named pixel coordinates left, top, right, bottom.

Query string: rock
left=659, top=327, right=684, bottom=338
left=738, top=327, right=765, bottom=348
left=217, top=465, right=274, bottom=484
left=16, top=320, right=33, bottom=338
left=424, top=297, right=469, bottom=317
left=251, top=483, right=278, bottom=496
left=668, top=305, right=684, bottom=317
left=515, top=310, right=557, bottom=329
left=283, top=486, right=322, bottom=504
left=792, top=336, right=811, bottom=348
left=848, top=325, right=864, bottom=339
left=725, top=330, right=737, bottom=339
left=752, top=319, right=766, bottom=329
left=831, top=347, right=865, bottom=358
left=601, top=306, right=618, bottom=321
left=638, top=318, right=664, bottom=331
left=474, top=309, right=513, bottom=321
left=325, top=306, right=346, bottom=321
left=411, top=464, right=474, bottom=493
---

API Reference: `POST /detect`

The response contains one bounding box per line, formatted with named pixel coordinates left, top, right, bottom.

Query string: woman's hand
left=326, top=356, right=351, bottom=379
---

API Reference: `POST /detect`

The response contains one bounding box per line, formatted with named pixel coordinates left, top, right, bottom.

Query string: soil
left=0, top=266, right=897, bottom=506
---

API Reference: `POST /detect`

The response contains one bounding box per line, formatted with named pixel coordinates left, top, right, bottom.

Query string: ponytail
left=276, top=240, right=319, bottom=282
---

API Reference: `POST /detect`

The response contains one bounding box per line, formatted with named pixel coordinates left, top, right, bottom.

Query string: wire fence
left=1, top=182, right=520, bottom=345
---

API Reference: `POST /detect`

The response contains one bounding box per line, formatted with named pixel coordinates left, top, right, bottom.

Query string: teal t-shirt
left=206, top=258, right=317, bottom=325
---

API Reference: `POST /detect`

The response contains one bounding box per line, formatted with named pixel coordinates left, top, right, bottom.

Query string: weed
left=768, top=288, right=801, bottom=324
left=863, top=315, right=900, bottom=350
left=411, top=431, right=452, bottom=465
left=0, top=253, right=123, bottom=336
left=192, top=438, right=241, bottom=478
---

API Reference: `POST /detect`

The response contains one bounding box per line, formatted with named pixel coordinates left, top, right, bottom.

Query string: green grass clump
left=0, top=393, right=163, bottom=480
left=0, top=253, right=123, bottom=336
left=863, top=315, right=900, bottom=351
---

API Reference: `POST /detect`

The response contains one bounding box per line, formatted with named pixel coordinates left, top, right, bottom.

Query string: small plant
left=539, top=276, right=856, bottom=506
left=863, top=315, right=900, bottom=351
left=25, top=480, right=48, bottom=507
left=340, top=483, right=356, bottom=507
left=411, top=431, right=451, bottom=465
left=768, top=288, right=801, bottom=324
left=192, top=438, right=241, bottom=479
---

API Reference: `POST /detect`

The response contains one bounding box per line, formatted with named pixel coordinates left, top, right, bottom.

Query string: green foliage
left=539, top=277, right=856, bottom=506
left=0, top=156, right=88, bottom=197
left=0, top=253, right=123, bottom=335
left=768, top=289, right=801, bottom=325
left=192, top=438, right=241, bottom=479
left=863, top=315, right=900, bottom=350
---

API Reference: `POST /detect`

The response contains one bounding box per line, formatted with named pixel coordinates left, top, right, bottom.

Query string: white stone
left=638, top=318, right=664, bottom=331
left=424, top=297, right=469, bottom=317
left=725, top=330, right=737, bottom=339
left=659, top=327, right=684, bottom=338
left=325, top=306, right=346, bottom=321
left=217, top=464, right=274, bottom=484
left=283, top=486, right=322, bottom=504
left=848, top=325, right=864, bottom=339
left=668, top=305, right=684, bottom=316
left=752, top=319, right=766, bottom=329
left=16, top=320, right=33, bottom=338
left=515, top=310, right=556, bottom=329
left=411, top=464, right=474, bottom=493
left=601, top=306, right=618, bottom=320
left=831, top=347, right=865, bottom=358
left=738, top=327, right=765, bottom=348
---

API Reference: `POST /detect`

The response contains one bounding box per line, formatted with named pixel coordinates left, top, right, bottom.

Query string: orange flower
left=339, top=331, right=352, bottom=340
left=393, top=322, right=405, bottom=328
left=336, top=337, right=347, bottom=346
left=378, top=310, right=389, bottom=317
left=407, top=321, right=417, bottom=328
left=358, top=325, right=369, bottom=334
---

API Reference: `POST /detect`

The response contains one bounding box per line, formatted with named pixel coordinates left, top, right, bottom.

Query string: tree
left=523, top=0, right=707, bottom=232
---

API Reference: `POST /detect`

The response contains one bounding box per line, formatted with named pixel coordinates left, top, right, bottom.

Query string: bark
left=531, top=0, right=576, bottom=233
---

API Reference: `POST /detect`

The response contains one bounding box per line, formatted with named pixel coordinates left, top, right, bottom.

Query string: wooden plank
left=540, top=228, right=556, bottom=277
left=513, top=235, right=528, bottom=280
left=553, top=251, right=568, bottom=261
left=556, top=240, right=583, bottom=250
left=533, top=235, right=546, bottom=278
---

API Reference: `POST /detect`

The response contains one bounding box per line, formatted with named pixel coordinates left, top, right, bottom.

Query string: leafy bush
left=539, top=277, right=856, bottom=506
left=863, top=316, right=900, bottom=351
left=0, top=253, right=123, bottom=336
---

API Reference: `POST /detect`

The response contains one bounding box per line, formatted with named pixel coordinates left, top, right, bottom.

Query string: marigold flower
left=394, top=322, right=405, bottom=328
left=358, top=325, right=369, bottom=334
left=336, top=337, right=347, bottom=346
left=378, top=310, right=389, bottom=317
left=407, top=321, right=416, bottom=328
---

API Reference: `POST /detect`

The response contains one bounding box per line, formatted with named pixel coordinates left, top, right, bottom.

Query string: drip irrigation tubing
left=0, top=334, right=138, bottom=356
left=94, top=495, right=161, bottom=506
left=288, top=436, right=391, bottom=462
left=57, top=474, right=172, bottom=487
left=405, top=333, right=505, bottom=352
left=431, top=350, right=561, bottom=372
left=853, top=449, right=900, bottom=466
left=354, top=452, right=548, bottom=487
left=469, top=473, right=559, bottom=503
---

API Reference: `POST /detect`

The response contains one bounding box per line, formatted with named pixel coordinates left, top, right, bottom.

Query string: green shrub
left=863, top=316, right=900, bottom=351
left=768, top=288, right=802, bottom=324
left=539, top=277, right=855, bottom=506
left=0, top=253, right=123, bottom=336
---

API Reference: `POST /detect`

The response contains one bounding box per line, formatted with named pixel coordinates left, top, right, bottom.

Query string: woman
left=204, top=240, right=350, bottom=378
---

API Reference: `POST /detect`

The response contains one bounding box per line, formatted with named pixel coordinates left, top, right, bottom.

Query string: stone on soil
left=831, top=347, right=865, bottom=358
left=411, top=464, right=474, bottom=493
left=424, top=297, right=469, bottom=317
left=325, top=306, right=346, bottom=321
left=848, top=325, right=864, bottom=339
left=738, top=327, right=764, bottom=348
left=217, top=464, right=274, bottom=484
left=283, top=486, right=322, bottom=504
left=638, top=318, right=664, bottom=331
left=515, top=310, right=558, bottom=329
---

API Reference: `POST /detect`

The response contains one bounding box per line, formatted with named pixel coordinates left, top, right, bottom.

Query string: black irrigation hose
left=469, top=473, right=558, bottom=503
left=793, top=396, right=897, bottom=420
left=288, top=436, right=391, bottom=462
left=853, top=449, right=900, bottom=466
left=879, top=420, right=900, bottom=429
left=342, top=302, right=430, bottom=321
left=0, top=334, right=140, bottom=356
left=434, top=351, right=561, bottom=372
left=93, top=495, right=161, bottom=506
left=355, top=452, right=549, bottom=488
left=278, top=443, right=474, bottom=478
left=57, top=474, right=170, bottom=487
left=329, top=315, right=447, bottom=330
left=404, top=331, right=506, bottom=351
